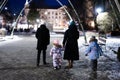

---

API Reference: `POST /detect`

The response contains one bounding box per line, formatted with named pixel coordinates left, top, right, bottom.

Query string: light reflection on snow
left=0, top=36, right=22, bottom=46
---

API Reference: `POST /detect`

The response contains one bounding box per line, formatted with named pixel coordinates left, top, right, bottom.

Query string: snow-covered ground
left=106, top=37, right=120, bottom=50
left=0, top=35, right=22, bottom=46
left=0, top=32, right=120, bottom=80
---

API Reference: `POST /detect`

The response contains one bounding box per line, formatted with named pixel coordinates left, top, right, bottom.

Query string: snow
left=0, top=35, right=22, bottom=46
left=106, top=37, right=120, bottom=50
left=0, top=32, right=120, bottom=80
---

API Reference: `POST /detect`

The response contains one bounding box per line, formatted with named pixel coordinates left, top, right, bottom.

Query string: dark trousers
left=117, top=55, right=120, bottom=62
left=37, top=49, right=46, bottom=66
left=90, top=59, right=97, bottom=71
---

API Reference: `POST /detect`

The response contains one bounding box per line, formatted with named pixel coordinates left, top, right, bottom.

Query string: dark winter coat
left=63, top=23, right=79, bottom=60
left=35, top=24, right=50, bottom=50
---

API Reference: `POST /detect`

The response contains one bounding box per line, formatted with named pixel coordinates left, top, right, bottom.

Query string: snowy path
left=0, top=33, right=120, bottom=80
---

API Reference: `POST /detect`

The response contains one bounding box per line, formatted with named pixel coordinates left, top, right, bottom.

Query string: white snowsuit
left=50, top=46, right=63, bottom=67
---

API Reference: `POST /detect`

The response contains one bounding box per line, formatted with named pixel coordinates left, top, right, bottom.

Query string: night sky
left=5, top=0, right=70, bottom=15
left=3, top=0, right=108, bottom=15
left=6, top=0, right=26, bottom=14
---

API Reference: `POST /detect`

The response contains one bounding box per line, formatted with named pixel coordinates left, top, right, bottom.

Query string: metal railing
left=0, top=0, right=8, bottom=13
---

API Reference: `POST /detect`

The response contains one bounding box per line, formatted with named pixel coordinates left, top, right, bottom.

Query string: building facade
left=38, top=9, right=68, bottom=32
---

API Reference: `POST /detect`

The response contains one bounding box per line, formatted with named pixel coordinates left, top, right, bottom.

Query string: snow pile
left=106, top=37, right=120, bottom=48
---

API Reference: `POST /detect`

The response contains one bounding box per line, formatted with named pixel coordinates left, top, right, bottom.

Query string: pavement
left=0, top=33, right=120, bottom=80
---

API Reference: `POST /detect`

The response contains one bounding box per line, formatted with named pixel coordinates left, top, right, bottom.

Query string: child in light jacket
left=50, top=40, right=63, bottom=70
left=85, top=36, right=103, bottom=71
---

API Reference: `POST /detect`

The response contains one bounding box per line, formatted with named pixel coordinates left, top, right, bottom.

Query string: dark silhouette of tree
left=27, top=2, right=39, bottom=25
left=27, top=8, right=39, bottom=24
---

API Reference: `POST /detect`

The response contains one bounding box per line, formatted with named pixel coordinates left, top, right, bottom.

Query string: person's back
left=36, top=24, right=50, bottom=50
left=35, top=24, right=50, bottom=66
left=85, top=36, right=103, bottom=71
left=87, top=41, right=102, bottom=59
left=62, top=20, right=79, bottom=69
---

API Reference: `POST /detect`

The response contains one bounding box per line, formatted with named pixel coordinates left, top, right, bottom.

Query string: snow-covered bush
left=96, top=12, right=113, bottom=33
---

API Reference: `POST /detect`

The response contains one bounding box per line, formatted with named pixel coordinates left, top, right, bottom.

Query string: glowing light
left=96, top=8, right=102, bottom=14
left=44, top=12, right=48, bottom=15
left=5, top=7, right=8, bottom=10
left=36, top=19, right=40, bottom=23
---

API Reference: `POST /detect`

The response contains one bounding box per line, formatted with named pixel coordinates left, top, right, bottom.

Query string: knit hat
left=53, top=40, right=59, bottom=45
left=89, top=36, right=97, bottom=42
left=91, top=36, right=96, bottom=39
left=69, top=20, right=75, bottom=26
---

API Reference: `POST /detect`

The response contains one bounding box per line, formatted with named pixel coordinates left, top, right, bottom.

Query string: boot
left=65, top=60, right=72, bottom=69
left=69, top=60, right=73, bottom=68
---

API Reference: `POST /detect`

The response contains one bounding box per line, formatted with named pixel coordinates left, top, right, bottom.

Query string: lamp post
left=36, top=19, right=40, bottom=28
left=0, top=0, right=8, bottom=13
left=96, top=7, right=102, bottom=15
left=68, top=0, right=87, bottom=43
left=95, top=7, right=103, bottom=31
left=4, top=7, right=8, bottom=10
left=10, top=0, right=32, bottom=37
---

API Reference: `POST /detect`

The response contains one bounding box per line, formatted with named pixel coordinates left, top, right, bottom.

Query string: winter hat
left=53, top=40, right=59, bottom=45
left=91, top=36, right=96, bottom=39
left=68, top=20, right=75, bottom=26
left=89, top=36, right=97, bottom=42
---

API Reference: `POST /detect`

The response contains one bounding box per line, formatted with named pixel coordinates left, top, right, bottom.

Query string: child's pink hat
left=53, top=40, right=59, bottom=45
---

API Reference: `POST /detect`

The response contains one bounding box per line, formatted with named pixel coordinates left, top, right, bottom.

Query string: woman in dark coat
left=63, top=21, right=79, bottom=69
left=35, top=24, right=50, bottom=66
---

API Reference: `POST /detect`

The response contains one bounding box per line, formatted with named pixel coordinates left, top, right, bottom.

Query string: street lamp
left=95, top=7, right=103, bottom=31
left=96, top=7, right=103, bottom=14
left=36, top=19, right=40, bottom=23
left=4, top=7, right=8, bottom=10
left=13, top=13, right=16, bottom=16
left=44, top=11, right=48, bottom=15
left=36, top=19, right=40, bottom=28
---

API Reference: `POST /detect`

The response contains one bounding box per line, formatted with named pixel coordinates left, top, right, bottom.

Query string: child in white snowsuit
left=50, top=40, right=63, bottom=70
